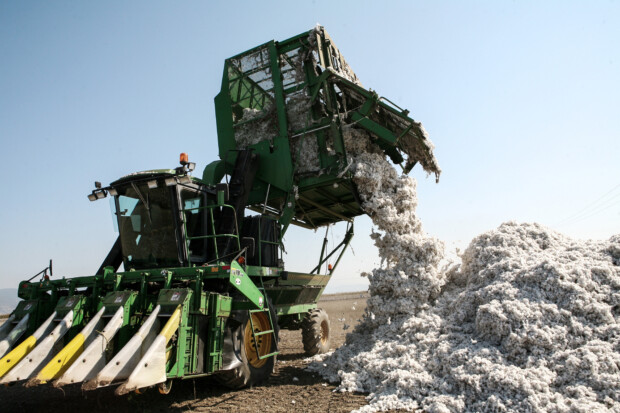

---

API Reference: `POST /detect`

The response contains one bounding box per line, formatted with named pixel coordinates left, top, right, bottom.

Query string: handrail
left=181, top=203, right=241, bottom=265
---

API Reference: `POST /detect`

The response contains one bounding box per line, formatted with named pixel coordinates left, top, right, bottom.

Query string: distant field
left=0, top=288, right=19, bottom=315
left=319, top=291, right=368, bottom=302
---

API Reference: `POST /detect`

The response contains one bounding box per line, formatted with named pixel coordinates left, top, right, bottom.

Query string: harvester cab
left=0, top=26, right=439, bottom=395
left=93, top=151, right=270, bottom=273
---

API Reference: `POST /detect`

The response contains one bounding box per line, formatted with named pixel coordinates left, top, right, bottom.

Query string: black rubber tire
left=216, top=301, right=279, bottom=389
left=301, top=308, right=330, bottom=356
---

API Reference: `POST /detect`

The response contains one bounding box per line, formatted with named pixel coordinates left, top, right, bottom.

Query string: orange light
left=180, top=152, right=189, bottom=165
left=238, top=256, right=246, bottom=265
left=328, top=264, right=333, bottom=271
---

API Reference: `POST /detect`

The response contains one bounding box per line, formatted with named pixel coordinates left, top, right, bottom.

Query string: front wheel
left=216, top=302, right=279, bottom=389
left=301, top=308, right=330, bottom=356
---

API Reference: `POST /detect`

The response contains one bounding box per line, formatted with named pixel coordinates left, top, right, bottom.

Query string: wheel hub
left=244, top=312, right=272, bottom=368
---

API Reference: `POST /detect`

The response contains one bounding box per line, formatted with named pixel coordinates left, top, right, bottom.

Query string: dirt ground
left=0, top=293, right=371, bottom=413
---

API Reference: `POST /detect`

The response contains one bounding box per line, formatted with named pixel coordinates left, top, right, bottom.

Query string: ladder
left=248, top=280, right=279, bottom=361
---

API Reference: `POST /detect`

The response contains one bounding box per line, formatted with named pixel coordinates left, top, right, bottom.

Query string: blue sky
left=1, top=1, right=618, bottom=293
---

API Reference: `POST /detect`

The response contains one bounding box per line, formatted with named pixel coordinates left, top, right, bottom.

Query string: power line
left=558, top=199, right=620, bottom=227
left=562, top=193, right=620, bottom=225
left=556, top=183, right=620, bottom=226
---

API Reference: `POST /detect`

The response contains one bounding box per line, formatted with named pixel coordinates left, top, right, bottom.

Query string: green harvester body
left=0, top=27, right=438, bottom=393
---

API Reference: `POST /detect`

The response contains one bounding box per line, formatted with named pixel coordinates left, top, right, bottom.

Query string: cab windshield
left=114, top=182, right=179, bottom=269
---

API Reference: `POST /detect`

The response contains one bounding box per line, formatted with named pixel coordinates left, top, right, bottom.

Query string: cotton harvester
left=0, top=26, right=439, bottom=395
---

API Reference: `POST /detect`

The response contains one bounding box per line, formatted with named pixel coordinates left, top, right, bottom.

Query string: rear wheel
left=216, top=302, right=278, bottom=389
left=301, top=308, right=330, bottom=356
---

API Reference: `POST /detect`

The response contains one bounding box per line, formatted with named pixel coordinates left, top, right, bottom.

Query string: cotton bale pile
left=309, top=135, right=620, bottom=412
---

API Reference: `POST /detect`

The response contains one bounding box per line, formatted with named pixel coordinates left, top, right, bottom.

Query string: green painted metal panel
left=202, top=160, right=226, bottom=185
left=205, top=293, right=231, bottom=373
left=229, top=261, right=265, bottom=309
left=274, top=303, right=316, bottom=317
